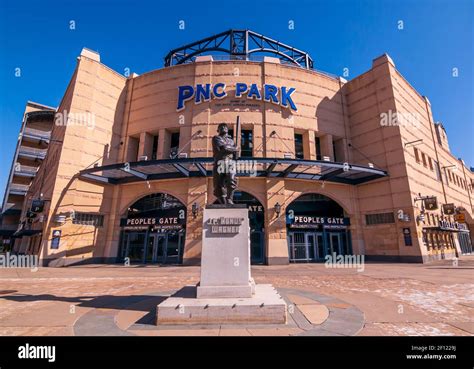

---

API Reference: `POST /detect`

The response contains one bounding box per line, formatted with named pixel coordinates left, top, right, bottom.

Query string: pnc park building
left=1, top=30, right=473, bottom=266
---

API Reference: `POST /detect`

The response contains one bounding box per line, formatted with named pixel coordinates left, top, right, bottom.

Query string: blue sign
left=177, top=83, right=297, bottom=112
left=51, top=230, right=61, bottom=249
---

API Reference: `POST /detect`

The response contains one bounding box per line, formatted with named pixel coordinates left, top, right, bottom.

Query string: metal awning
left=78, top=157, right=388, bottom=186
left=0, top=229, right=16, bottom=237
left=12, top=229, right=42, bottom=237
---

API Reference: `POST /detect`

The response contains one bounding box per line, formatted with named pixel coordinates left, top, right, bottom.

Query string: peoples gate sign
left=176, top=83, right=297, bottom=112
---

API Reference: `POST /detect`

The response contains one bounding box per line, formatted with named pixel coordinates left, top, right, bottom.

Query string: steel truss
left=164, top=29, right=314, bottom=69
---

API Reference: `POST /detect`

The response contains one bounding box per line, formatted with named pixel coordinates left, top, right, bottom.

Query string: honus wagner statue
left=212, top=122, right=239, bottom=205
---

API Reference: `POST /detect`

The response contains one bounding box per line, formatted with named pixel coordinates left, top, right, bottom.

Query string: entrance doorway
left=119, top=193, right=186, bottom=265
left=122, top=231, right=185, bottom=264
left=286, top=193, right=352, bottom=263
left=287, top=232, right=325, bottom=261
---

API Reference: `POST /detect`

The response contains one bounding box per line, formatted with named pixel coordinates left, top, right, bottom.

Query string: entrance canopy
left=78, top=157, right=387, bottom=186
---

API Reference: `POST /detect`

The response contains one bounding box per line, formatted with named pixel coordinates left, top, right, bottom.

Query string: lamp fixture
left=192, top=202, right=199, bottom=219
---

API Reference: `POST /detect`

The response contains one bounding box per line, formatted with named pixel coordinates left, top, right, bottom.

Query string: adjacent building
left=1, top=30, right=472, bottom=266
left=0, top=102, right=55, bottom=253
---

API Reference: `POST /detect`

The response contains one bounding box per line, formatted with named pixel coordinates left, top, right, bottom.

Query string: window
left=72, top=212, right=104, bottom=227
left=365, top=212, right=395, bottom=225
left=294, top=133, right=304, bottom=159
left=414, top=148, right=420, bottom=163
left=332, top=141, right=337, bottom=162
left=315, top=136, right=322, bottom=160
left=240, top=130, right=253, bottom=158
left=428, top=157, right=433, bottom=171
left=421, top=152, right=427, bottom=167
left=151, top=135, right=158, bottom=160
left=448, top=170, right=452, bottom=182
left=170, top=132, right=180, bottom=158
left=434, top=161, right=442, bottom=182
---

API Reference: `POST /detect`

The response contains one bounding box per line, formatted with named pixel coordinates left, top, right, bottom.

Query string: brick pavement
left=0, top=256, right=472, bottom=336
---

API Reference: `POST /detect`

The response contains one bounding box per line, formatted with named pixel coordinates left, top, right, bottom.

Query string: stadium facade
left=1, top=30, right=473, bottom=266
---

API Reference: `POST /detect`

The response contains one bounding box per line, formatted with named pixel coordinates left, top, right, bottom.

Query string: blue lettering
left=195, top=84, right=211, bottom=104
left=213, top=83, right=227, bottom=99
left=177, top=83, right=296, bottom=110
left=235, top=83, right=248, bottom=97
left=280, top=87, right=297, bottom=111
left=177, top=85, right=195, bottom=111
left=247, top=83, right=262, bottom=100
left=264, top=84, right=279, bottom=104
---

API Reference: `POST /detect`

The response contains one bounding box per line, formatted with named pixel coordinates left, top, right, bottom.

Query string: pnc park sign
left=177, top=83, right=297, bottom=112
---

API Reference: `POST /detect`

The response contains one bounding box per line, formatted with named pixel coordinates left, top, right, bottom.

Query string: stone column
left=320, top=134, right=334, bottom=160
left=265, top=179, right=289, bottom=265
left=157, top=128, right=170, bottom=159
left=138, top=132, right=153, bottom=159
left=182, top=177, right=208, bottom=265
left=304, top=130, right=316, bottom=160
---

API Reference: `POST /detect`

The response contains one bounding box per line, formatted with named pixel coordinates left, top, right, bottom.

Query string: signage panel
left=442, top=203, right=456, bottom=215
left=424, top=197, right=438, bottom=211
left=51, top=230, right=61, bottom=249
left=120, top=208, right=186, bottom=231
left=177, top=83, right=297, bottom=112
left=438, top=220, right=468, bottom=232
left=287, top=215, right=350, bottom=229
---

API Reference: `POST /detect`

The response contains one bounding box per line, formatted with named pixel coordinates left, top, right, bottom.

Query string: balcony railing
left=18, top=146, right=47, bottom=159
left=1, top=203, right=22, bottom=215
left=9, top=183, right=30, bottom=195
left=23, top=127, right=51, bottom=140
left=13, top=164, right=38, bottom=177
left=0, top=224, right=19, bottom=231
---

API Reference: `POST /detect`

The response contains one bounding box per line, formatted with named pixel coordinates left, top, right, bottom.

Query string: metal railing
left=23, top=127, right=51, bottom=140
left=9, top=183, right=30, bottom=195
left=4, top=203, right=21, bottom=211
left=14, top=164, right=39, bottom=176
left=18, top=146, right=47, bottom=159
left=0, top=224, right=18, bottom=231
left=187, top=54, right=341, bottom=79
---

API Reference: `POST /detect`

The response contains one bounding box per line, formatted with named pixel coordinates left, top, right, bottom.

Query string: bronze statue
left=212, top=123, right=238, bottom=204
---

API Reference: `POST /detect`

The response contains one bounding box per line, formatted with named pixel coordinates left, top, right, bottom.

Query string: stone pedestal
left=197, top=205, right=254, bottom=298
left=156, top=284, right=286, bottom=325
left=156, top=205, right=287, bottom=325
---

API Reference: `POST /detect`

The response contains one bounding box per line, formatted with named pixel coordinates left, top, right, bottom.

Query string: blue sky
left=0, top=0, right=473, bottom=199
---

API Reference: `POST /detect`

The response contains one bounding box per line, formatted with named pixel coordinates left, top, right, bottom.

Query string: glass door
left=144, top=234, right=168, bottom=263
left=124, top=232, right=146, bottom=263
left=164, top=232, right=181, bottom=264
left=145, top=234, right=156, bottom=263
left=288, top=232, right=307, bottom=261
left=328, top=232, right=342, bottom=255
left=305, top=233, right=316, bottom=261
left=250, top=230, right=265, bottom=264
left=315, top=232, right=325, bottom=260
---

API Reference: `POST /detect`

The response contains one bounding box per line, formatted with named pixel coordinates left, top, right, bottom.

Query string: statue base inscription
left=198, top=205, right=253, bottom=298
left=156, top=205, right=287, bottom=325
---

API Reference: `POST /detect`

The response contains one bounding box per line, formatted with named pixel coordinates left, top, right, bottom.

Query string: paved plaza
left=0, top=257, right=473, bottom=336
